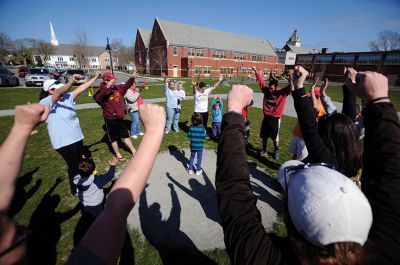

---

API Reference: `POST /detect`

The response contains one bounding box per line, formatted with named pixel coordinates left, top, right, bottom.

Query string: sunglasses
left=49, top=80, right=62, bottom=90
left=283, top=163, right=336, bottom=192
left=0, top=224, right=30, bottom=258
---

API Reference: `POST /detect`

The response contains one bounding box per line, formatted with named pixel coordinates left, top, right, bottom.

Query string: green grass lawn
left=1, top=95, right=298, bottom=264
left=2, top=78, right=399, bottom=111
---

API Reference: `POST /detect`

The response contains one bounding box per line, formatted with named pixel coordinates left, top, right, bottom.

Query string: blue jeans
left=130, top=111, right=141, bottom=135
left=212, top=122, right=221, bottom=139
left=188, top=149, right=203, bottom=171
left=165, top=107, right=180, bottom=132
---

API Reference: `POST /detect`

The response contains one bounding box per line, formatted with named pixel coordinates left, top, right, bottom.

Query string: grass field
left=1, top=93, right=298, bottom=264
left=1, top=77, right=399, bottom=110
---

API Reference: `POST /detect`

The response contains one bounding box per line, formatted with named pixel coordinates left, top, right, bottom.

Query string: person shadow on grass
left=166, top=172, right=221, bottom=224
left=8, top=167, right=42, bottom=218
left=28, top=177, right=80, bottom=265
left=139, top=183, right=216, bottom=265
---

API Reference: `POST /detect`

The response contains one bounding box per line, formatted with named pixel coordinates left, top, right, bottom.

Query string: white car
left=25, top=68, right=52, bottom=87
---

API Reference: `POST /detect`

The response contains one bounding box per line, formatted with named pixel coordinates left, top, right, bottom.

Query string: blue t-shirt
left=40, top=93, right=84, bottom=149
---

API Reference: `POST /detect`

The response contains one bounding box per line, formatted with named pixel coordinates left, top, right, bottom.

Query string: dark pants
left=212, top=122, right=221, bottom=139
left=56, top=140, right=86, bottom=195
left=195, top=111, right=209, bottom=130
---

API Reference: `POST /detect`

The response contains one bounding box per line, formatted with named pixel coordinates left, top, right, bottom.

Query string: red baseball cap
left=103, top=72, right=116, bottom=81
left=306, top=87, right=321, bottom=97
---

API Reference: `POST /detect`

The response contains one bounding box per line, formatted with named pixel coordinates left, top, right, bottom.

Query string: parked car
left=18, top=67, right=28, bottom=78
left=0, top=67, right=20, bottom=87
left=62, top=69, right=88, bottom=84
left=25, top=68, right=52, bottom=87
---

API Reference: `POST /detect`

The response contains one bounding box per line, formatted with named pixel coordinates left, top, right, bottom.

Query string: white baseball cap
left=278, top=160, right=373, bottom=247
left=43, top=79, right=64, bottom=92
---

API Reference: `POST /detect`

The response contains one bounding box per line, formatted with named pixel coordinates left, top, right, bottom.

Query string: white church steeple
left=50, top=22, right=59, bottom=46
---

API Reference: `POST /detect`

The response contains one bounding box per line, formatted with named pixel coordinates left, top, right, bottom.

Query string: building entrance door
left=173, top=65, right=178, bottom=77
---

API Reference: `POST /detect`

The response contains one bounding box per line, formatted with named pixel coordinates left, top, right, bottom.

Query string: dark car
left=25, top=68, right=52, bottom=87
left=18, top=67, right=28, bottom=78
left=62, top=69, right=89, bottom=84
left=0, top=67, right=20, bottom=87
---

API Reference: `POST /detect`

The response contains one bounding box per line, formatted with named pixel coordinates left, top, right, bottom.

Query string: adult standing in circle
left=192, top=75, right=223, bottom=132
left=39, top=72, right=102, bottom=195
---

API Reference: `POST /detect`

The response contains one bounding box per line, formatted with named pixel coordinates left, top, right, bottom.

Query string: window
left=229, top=67, right=234, bottom=74
left=196, top=49, right=203, bottom=57
left=297, top=55, right=313, bottom=64
left=314, top=55, right=332, bottom=64
left=234, top=53, right=239, bottom=60
left=213, top=51, right=219, bottom=58
left=357, top=54, right=381, bottom=65
left=195, top=66, right=203, bottom=75
left=220, top=67, right=227, bottom=74
left=263, top=69, right=269, bottom=76
left=57, top=57, right=63, bottom=61
left=91, top=58, right=97, bottom=63
left=257, top=56, right=262, bottom=61
left=385, top=53, right=400, bottom=65
left=173, top=46, right=178, bottom=56
left=69, top=57, right=75, bottom=61
left=221, top=51, right=227, bottom=59
left=334, top=55, right=354, bottom=65
left=252, top=55, right=257, bottom=61
left=188, top=48, right=194, bottom=56
left=204, top=66, right=211, bottom=75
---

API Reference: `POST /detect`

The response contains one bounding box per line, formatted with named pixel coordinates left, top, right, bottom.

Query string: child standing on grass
left=187, top=113, right=207, bottom=175
left=211, top=96, right=223, bottom=140
left=73, top=157, right=118, bottom=218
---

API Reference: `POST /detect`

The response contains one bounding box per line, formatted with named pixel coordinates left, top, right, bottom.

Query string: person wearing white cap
left=216, top=68, right=400, bottom=264
left=39, top=72, right=102, bottom=195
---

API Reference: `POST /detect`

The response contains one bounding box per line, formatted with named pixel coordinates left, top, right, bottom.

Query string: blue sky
left=1, top=0, right=399, bottom=52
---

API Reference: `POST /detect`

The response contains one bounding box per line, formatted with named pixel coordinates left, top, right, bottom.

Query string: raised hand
left=354, top=71, right=389, bottom=103
left=251, top=66, right=257, bottom=72
left=108, top=157, right=118, bottom=166
left=218, top=75, right=224, bottom=82
left=95, top=71, right=102, bottom=79
left=227, top=85, right=253, bottom=112
left=14, top=104, right=50, bottom=133
left=72, top=74, right=82, bottom=82
left=132, top=71, right=139, bottom=78
left=321, top=77, right=329, bottom=96
left=139, top=104, right=166, bottom=134
left=344, top=67, right=357, bottom=90
left=293, top=66, right=309, bottom=89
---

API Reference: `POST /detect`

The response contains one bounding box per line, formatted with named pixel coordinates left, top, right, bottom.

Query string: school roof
left=50, top=44, right=105, bottom=57
left=137, top=28, right=152, bottom=49
left=284, top=43, right=316, bottom=54
left=156, top=18, right=277, bottom=57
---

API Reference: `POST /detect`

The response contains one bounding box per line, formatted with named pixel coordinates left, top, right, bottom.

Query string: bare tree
left=151, top=47, right=166, bottom=75
left=73, top=29, right=90, bottom=69
left=0, top=32, right=13, bottom=65
left=369, top=30, right=400, bottom=51
left=34, top=40, right=55, bottom=66
left=13, top=38, right=35, bottom=66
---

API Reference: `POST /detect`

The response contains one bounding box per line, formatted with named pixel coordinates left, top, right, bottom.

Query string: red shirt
left=255, top=71, right=291, bottom=118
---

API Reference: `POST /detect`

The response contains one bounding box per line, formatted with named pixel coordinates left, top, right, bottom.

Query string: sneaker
left=260, top=150, right=268, bottom=157
left=195, top=169, right=203, bottom=176
left=138, top=132, right=144, bottom=136
left=273, top=149, right=280, bottom=159
left=164, top=131, right=169, bottom=134
left=188, top=169, right=194, bottom=175
left=131, top=135, right=138, bottom=139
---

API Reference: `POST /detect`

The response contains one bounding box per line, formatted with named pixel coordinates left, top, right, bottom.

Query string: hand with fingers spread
left=293, top=65, right=309, bottom=89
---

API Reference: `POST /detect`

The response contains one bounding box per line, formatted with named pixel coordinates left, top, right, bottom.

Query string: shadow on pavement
left=139, top=183, right=216, bottom=265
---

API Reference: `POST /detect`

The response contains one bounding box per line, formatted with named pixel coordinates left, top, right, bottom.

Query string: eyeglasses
left=283, top=163, right=336, bottom=192
left=0, top=224, right=29, bottom=258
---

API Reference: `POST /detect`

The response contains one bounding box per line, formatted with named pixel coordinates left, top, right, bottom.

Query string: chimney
left=322, top=48, right=328, bottom=54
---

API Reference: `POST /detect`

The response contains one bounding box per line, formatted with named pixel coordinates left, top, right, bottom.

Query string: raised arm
left=93, top=158, right=118, bottom=188
left=0, top=104, right=49, bottom=213
left=342, top=68, right=357, bottom=122
left=211, top=75, right=224, bottom=91
left=191, top=80, right=197, bottom=95
left=51, top=74, right=80, bottom=105
left=76, top=104, right=165, bottom=265
left=252, top=66, right=268, bottom=90
left=310, top=82, right=321, bottom=113
left=72, top=71, right=102, bottom=100
left=216, top=85, right=285, bottom=263
left=116, top=71, right=138, bottom=96
left=292, top=66, right=335, bottom=164
left=320, top=78, right=338, bottom=115
left=347, top=70, right=400, bottom=264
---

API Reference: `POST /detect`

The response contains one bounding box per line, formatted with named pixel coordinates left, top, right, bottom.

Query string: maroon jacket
left=94, top=77, right=135, bottom=120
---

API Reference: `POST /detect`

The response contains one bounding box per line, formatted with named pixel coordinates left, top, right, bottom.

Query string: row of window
left=176, top=47, right=266, bottom=61
left=193, top=66, right=270, bottom=75
left=54, top=56, right=98, bottom=63
left=297, top=54, right=400, bottom=65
